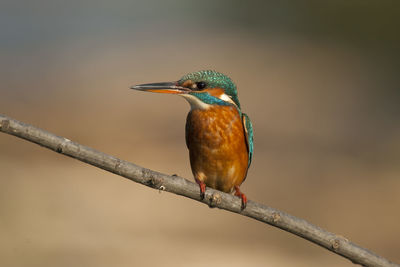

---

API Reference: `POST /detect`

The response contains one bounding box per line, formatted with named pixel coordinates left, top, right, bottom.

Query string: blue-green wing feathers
left=242, top=113, right=254, bottom=168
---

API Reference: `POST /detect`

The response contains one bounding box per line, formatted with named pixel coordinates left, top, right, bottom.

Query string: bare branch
left=0, top=114, right=398, bottom=267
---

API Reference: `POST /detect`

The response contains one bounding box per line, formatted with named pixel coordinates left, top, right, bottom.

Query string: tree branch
left=0, top=114, right=397, bottom=267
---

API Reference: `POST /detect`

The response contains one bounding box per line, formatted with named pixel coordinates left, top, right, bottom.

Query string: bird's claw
left=240, top=194, right=247, bottom=210
left=199, top=182, right=206, bottom=200
left=234, top=186, right=247, bottom=210
left=195, top=178, right=206, bottom=200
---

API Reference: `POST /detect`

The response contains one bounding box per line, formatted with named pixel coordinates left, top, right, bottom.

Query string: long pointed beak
left=130, top=82, right=190, bottom=94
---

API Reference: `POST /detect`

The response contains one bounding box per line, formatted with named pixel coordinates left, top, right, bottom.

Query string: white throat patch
left=181, top=94, right=211, bottom=110
left=181, top=93, right=238, bottom=110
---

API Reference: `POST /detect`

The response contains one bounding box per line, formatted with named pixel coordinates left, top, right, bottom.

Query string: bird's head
left=131, top=70, right=241, bottom=109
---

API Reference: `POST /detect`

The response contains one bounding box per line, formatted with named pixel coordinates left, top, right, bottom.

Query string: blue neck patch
left=190, top=92, right=231, bottom=106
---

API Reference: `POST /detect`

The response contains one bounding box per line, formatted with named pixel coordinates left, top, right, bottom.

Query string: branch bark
left=0, top=114, right=398, bottom=267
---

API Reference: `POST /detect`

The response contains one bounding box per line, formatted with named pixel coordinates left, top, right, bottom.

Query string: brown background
left=1, top=1, right=399, bottom=266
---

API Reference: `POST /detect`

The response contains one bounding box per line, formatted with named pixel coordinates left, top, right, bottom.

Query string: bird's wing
left=242, top=113, right=254, bottom=168
left=185, top=112, right=191, bottom=149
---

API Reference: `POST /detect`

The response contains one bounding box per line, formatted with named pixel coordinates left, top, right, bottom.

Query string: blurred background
left=1, top=1, right=399, bottom=266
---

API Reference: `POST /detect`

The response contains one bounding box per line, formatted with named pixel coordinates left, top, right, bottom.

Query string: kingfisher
left=131, top=70, right=253, bottom=209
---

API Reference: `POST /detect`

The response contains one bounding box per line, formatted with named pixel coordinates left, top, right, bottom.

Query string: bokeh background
left=1, top=1, right=399, bottom=266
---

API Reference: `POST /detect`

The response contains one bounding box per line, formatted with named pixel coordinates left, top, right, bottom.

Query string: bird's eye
left=196, top=81, right=207, bottom=90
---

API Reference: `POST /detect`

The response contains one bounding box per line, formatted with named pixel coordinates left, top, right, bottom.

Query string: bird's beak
left=130, top=82, right=190, bottom=94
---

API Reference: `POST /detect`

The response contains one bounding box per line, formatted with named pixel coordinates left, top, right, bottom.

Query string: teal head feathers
left=131, top=70, right=241, bottom=109
left=177, top=70, right=241, bottom=108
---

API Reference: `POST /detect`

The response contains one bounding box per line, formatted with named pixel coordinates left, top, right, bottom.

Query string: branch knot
left=209, top=192, right=222, bottom=207
left=0, top=119, right=10, bottom=132
left=272, top=212, right=281, bottom=223
left=331, top=239, right=341, bottom=251
left=56, top=138, right=71, bottom=154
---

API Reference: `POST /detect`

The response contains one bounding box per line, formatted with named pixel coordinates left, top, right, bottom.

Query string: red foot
left=195, top=178, right=206, bottom=200
left=234, top=186, right=247, bottom=210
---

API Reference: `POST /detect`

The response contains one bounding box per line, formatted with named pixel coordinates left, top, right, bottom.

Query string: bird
left=131, top=70, right=253, bottom=209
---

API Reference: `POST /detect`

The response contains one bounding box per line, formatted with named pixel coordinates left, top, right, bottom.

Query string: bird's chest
left=185, top=105, right=248, bottom=192
left=185, top=106, right=244, bottom=153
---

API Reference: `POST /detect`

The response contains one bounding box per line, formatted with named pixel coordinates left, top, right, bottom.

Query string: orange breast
left=185, top=105, right=249, bottom=193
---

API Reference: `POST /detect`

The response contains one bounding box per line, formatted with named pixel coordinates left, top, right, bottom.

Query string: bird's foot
left=234, top=186, right=247, bottom=210
left=195, top=178, right=206, bottom=200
